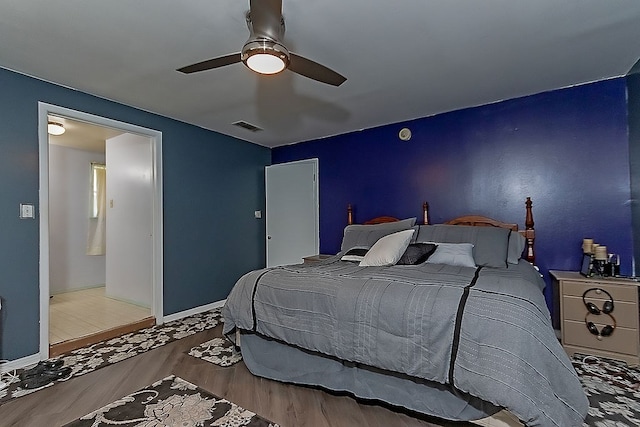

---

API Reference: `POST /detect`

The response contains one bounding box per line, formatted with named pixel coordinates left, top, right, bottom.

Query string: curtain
left=87, top=163, right=106, bottom=255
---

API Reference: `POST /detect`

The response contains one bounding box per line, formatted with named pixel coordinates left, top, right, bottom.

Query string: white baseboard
left=162, top=299, right=226, bottom=324
left=1, top=353, right=41, bottom=373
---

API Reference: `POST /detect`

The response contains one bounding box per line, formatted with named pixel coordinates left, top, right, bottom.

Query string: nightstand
left=302, top=254, right=332, bottom=264
left=550, top=270, right=640, bottom=365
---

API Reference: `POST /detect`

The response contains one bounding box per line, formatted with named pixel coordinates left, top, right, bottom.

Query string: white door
left=266, top=159, right=319, bottom=267
left=105, top=133, right=153, bottom=306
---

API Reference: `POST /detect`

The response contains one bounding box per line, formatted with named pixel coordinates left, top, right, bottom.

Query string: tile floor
left=49, top=286, right=151, bottom=344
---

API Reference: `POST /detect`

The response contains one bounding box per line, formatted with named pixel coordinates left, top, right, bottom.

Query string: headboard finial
left=524, top=197, right=535, bottom=264
left=525, top=197, right=534, bottom=230
left=423, top=201, right=429, bottom=225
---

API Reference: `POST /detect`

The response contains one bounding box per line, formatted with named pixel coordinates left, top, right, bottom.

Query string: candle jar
left=582, top=238, right=594, bottom=254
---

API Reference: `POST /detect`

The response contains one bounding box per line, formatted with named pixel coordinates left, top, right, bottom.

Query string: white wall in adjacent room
left=49, top=144, right=106, bottom=294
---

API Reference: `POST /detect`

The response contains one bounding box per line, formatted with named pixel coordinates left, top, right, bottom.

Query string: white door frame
left=37, top=102, right=164, bottom=360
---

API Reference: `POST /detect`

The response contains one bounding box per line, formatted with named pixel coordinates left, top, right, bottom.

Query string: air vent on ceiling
left=232, top=120, right=262, bottom=132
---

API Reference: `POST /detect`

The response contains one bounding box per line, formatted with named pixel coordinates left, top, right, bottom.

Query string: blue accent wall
left=0, top=68, right=270, bottom=360
left=273, top=78, right=633, bottom=321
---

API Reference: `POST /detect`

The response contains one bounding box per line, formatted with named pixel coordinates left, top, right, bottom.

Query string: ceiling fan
left=177, top=0, right=346, bottom=86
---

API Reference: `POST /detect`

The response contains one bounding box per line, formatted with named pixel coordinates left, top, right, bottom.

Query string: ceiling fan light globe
left=247, top=54, right=286, bottom=74
left=47, top=121, right=66, bottom=136
left=242, top=39, right=290, bottom=75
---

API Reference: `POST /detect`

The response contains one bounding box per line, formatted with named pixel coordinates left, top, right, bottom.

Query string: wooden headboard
left=347, top=197, right=535, bottom=263
left=347, top=202, right=430, bottom=226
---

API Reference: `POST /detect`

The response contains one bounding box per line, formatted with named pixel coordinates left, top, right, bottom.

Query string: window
left=90, top=162, right=106, bottom=218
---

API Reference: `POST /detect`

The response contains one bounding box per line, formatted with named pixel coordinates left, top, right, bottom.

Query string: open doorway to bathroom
left=40, top=104, right=163, bottom=358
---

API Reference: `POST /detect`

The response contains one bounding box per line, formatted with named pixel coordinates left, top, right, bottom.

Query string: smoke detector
left=398, top=127, right=412, bottom=141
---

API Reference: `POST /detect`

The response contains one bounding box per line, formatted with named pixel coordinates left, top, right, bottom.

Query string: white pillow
left=359, top=229, right=415, bottom=267
left=426, top=243, right=476, bottom=268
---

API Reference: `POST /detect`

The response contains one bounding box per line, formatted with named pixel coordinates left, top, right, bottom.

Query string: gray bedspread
left=223, top=258, right=588, bottom=427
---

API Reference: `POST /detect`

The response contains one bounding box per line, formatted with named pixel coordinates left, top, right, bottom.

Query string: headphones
left=582, top=288, right=616, bottom=338
left=584, top=312, right=616, bottom=338
left=582, top=288, right=614, bottom=314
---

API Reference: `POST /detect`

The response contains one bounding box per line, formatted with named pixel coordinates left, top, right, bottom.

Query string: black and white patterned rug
left=63, top=375, right=278, bottom=427
left=189, top=338, right=640, bottom=426
left=571, top=354, right=640, bottom=426
left=188, top=337, right=242, bottom=367
left=0, top=308, right=222, bottom=405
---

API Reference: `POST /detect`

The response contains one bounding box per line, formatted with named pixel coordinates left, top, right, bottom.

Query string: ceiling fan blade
left=177, top=53, right=242, bottom=74
left=249, top=0, right=283, bottom=40
left=289, top=53, right=346, bottom=86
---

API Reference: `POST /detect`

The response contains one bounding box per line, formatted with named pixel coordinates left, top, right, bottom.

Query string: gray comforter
left=223, top=257, right=588, bottom=427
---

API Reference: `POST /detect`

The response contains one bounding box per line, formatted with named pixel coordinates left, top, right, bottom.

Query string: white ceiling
left=48, top=116, right=122, bottom=153
left=2, top=1, right=640, bottom=148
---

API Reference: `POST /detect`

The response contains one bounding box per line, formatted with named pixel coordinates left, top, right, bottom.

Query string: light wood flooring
left=49, top=287, right=153, bottom=355
left=0, top=324, right=465, bottom=427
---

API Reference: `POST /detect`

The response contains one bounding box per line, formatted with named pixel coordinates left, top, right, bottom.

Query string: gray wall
left=0, top=67, right=270, bottom=360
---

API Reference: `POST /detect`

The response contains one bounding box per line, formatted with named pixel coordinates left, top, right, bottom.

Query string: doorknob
left=267, top=236, right=272, bottom=239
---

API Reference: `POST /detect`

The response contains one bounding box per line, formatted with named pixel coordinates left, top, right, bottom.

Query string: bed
left=222, top=197, right=588, bottom=427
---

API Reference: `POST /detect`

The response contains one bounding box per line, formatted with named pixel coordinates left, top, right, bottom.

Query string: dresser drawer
left=562, top=280, right=638, bottom=302
left=563, top=320, right=639, bottom=356
left=562, top=295, right=639, bottom=329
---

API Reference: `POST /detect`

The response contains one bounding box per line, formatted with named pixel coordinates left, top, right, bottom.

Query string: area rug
left=572, top=354, right=640, bottom=426
left=190, top=338, right=640, bottom=426
left=0, top=307, right=222, bottom=405
left=63, top=374, right=279, bottom=427
left=188, top=337, right=242, bottom=367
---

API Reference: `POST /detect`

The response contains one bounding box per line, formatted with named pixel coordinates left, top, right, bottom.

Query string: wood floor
left=0, top=324, right=466, bottom=427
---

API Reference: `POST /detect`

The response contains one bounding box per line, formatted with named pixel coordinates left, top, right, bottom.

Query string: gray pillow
left=340, top=218, right=417, bottom=252
left=426, top=243, right=476, bottom=268
left=507, top=231, right=527, bottom=264
left=415, top=224, right=510, bottom=268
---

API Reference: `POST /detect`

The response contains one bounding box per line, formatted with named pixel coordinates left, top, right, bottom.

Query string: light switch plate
left=19, top=203, right=35, bottom=219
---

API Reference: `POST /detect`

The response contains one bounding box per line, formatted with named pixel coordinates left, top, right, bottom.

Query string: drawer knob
left=595, top=289, right=602, bottom=295
left=596, top=335, right=603, bottom=341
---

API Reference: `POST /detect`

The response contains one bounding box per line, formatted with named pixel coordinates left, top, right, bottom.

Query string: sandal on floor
left=19, top=369, right=42, bottom=381
left=19, top=359, right=64, bottom=380
left=43, top=359, right=64, bottom=370
left=43, top=366, right=72, bottom=380
left=20, top=375, right=54, bottom=390
left=19, top=366, right=72, bottom=389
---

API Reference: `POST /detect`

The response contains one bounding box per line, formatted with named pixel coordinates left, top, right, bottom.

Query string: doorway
left=38, top=103, right=164, bottom=360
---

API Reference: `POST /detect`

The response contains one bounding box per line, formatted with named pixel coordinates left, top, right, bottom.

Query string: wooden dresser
left=550, top=270, right=640, bottom=365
